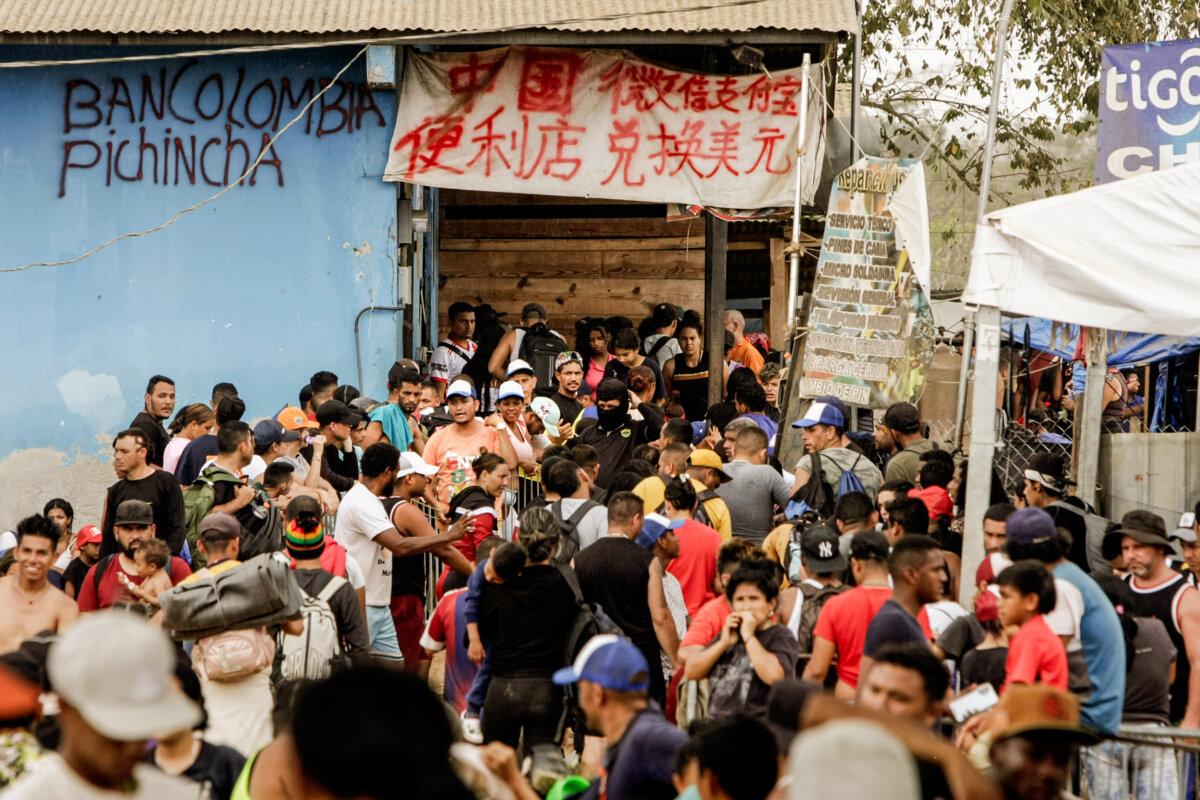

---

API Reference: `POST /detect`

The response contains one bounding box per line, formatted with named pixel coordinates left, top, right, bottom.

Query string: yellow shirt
left=182, top=558, right=242, bottom=584
left=632, top=476, right=733, bottom=540
left=761, top=523, right=794, bottom=586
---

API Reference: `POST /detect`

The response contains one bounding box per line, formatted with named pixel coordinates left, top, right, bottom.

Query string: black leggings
left=481, top=676, right=563, bottom=751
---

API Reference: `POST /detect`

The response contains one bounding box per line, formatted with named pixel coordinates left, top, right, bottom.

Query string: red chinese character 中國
left=517, top=49, right=583, bottom=115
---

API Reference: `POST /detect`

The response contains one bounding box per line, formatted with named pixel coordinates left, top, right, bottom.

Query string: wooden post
left=1076, top=329, right=1109, bottom=509
left=705, top=212, right=728, bottom=409
left=768, top=237, right=788, bottom=347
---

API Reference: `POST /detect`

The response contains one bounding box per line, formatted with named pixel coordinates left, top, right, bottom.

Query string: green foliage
left=853, top=0, right=1200, bottom=202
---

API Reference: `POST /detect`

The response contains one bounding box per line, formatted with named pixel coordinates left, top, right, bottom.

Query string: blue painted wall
left=0, top=46, right=400, bottom=456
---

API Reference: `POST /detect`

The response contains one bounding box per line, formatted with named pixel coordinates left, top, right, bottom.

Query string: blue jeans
left=465, top=652, right=491, bottom=715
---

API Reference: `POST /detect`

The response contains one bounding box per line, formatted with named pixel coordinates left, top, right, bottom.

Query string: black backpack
left=549, top=499, right=602, bottom=565
left=797, top=581, right=849, bottom=655
left=557, top=565, right=623, bottom=721
left=642, top=335, right=671, bottom=360
left=694, top=489, right=720, bottom=530
left=786, top=452, right=836, bottom=519
left=519, top=324, right=566, bottom=389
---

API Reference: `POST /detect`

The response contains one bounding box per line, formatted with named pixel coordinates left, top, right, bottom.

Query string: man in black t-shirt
left=128, top=374, right=175, bottom=467
left=549, top=352, right=585, bottom=431
left=300, top=400, right=361, bottom=493
left=572, top=493, right=679, bottom=706
left=575, top=379, right=659, bottom=490
left=100, top=429, right=186, bottom=557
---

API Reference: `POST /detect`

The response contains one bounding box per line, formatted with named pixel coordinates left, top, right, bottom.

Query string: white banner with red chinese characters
left=383, top=46, right=825, bottom=209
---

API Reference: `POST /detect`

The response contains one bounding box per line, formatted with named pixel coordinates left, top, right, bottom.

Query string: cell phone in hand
left=949, top=683, right=999, bottom=723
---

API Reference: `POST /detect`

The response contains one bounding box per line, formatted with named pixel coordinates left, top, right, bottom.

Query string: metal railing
left=1079, top=726, right=1200, bottom=800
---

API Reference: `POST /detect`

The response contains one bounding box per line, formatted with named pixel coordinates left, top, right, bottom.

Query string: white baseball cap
left=507, top=359, right=535, bottom=378
left=530, top=396, right=561, bottom=428
left=397, top=450, right=438, bottom=478
left=49, top=612, right=201, bottom=741
left=497, top=380, right=525, bottom=401
left=445, top=379, right=476, bottom=400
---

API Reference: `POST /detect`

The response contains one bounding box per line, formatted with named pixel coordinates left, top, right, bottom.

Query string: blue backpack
left=785, top=452, right=866, bottom=520
left=838, top=454, right=867, bottom=497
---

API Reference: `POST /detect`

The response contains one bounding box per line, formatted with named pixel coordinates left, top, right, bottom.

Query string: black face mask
left=597, top=399, right=629, bottom=431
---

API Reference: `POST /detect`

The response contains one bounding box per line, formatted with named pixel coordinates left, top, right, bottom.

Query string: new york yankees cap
left=800, top=523, right=847, bottom=573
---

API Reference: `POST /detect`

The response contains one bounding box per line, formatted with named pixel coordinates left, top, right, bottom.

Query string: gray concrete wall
left=1098, top=431, right=1200, bottom=525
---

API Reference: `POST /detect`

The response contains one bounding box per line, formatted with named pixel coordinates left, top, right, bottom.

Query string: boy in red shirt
left=996, top=559, right=1068, bottom=692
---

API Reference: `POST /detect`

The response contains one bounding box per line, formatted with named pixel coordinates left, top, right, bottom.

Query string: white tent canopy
left=963, top=161, right=1200, bottom=337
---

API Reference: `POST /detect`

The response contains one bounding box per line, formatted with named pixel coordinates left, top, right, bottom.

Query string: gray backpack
left=160, top=553, right=303, bottom=641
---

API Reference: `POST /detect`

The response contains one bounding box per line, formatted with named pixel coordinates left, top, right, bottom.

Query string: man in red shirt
left=801, top=530, right=892, bottom=700
left=76, top=500, right=190, bottom=612
left=662, top=478, right=722, bottom=616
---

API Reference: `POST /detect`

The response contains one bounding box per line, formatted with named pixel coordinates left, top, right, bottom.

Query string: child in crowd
left=421, top=536, right=509, bottom=719
left=116, top=538, right=174, bottom=607
left=996, top=560, right=1067, bottom=692
left=459, top=540, right=528, bottom=742
left=959, top=588, right=1009, bottom=693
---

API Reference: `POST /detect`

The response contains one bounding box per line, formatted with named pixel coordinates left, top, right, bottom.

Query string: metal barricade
left=1079, top=726, right=1200, bottom=800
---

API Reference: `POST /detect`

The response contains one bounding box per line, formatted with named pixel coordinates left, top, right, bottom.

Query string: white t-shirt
left=555, top=498, right=609, bottom=550
left=429, top=338, right=477, bottom=384
left=343, top=550, right=366, bottom=590
left=333, top=483, right=393, bottom=606
left=923, top=600, right=967, bottom=638
left=4, top=754, right=201, bottom=799
left=244, top=455, right=267, bottom=483
left=1045, top=577, right=1085, bottom=653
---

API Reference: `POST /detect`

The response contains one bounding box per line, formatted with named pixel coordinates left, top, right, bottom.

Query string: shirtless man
left=0, top=514, right=78, bottom=654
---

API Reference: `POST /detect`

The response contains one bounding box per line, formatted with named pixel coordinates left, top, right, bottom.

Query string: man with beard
left=0, top=515, right=78, bottom=654
left=553, top=635, right=685, bottom=799
left=78, top=500, right=191, bottom=612
left=365, top=363, right=426, bottom=455
left=550, top=352, right=587, bottom=434
left=576, top=379, right=662, bottom=491
left=128, top=374, right=176, bottom=467
left=1106, top=509, right=1200, bottom=728
left=335, top=443, right=468, bottom=662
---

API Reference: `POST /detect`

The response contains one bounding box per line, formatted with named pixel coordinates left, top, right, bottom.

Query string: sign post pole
left=786, top=53, right=813, bottom=331
left=959, top=0, right=1016, bottom=607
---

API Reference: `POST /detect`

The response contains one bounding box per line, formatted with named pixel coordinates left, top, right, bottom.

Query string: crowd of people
left=0, top=298, right=1196, bottom=800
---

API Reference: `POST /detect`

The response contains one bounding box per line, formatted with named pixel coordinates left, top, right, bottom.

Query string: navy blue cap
left=552, top=635, right=650, bottom=692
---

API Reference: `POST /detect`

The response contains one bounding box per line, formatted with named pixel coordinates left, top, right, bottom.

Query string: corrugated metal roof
left=0, top=0, right=857, bottom=36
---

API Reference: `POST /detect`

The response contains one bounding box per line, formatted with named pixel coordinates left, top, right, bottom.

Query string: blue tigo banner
left=1098, top=37, right=1200, bottom=184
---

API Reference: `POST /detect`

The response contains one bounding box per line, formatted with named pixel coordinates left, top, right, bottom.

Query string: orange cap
left=277, top=406, right=319, bottom=430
